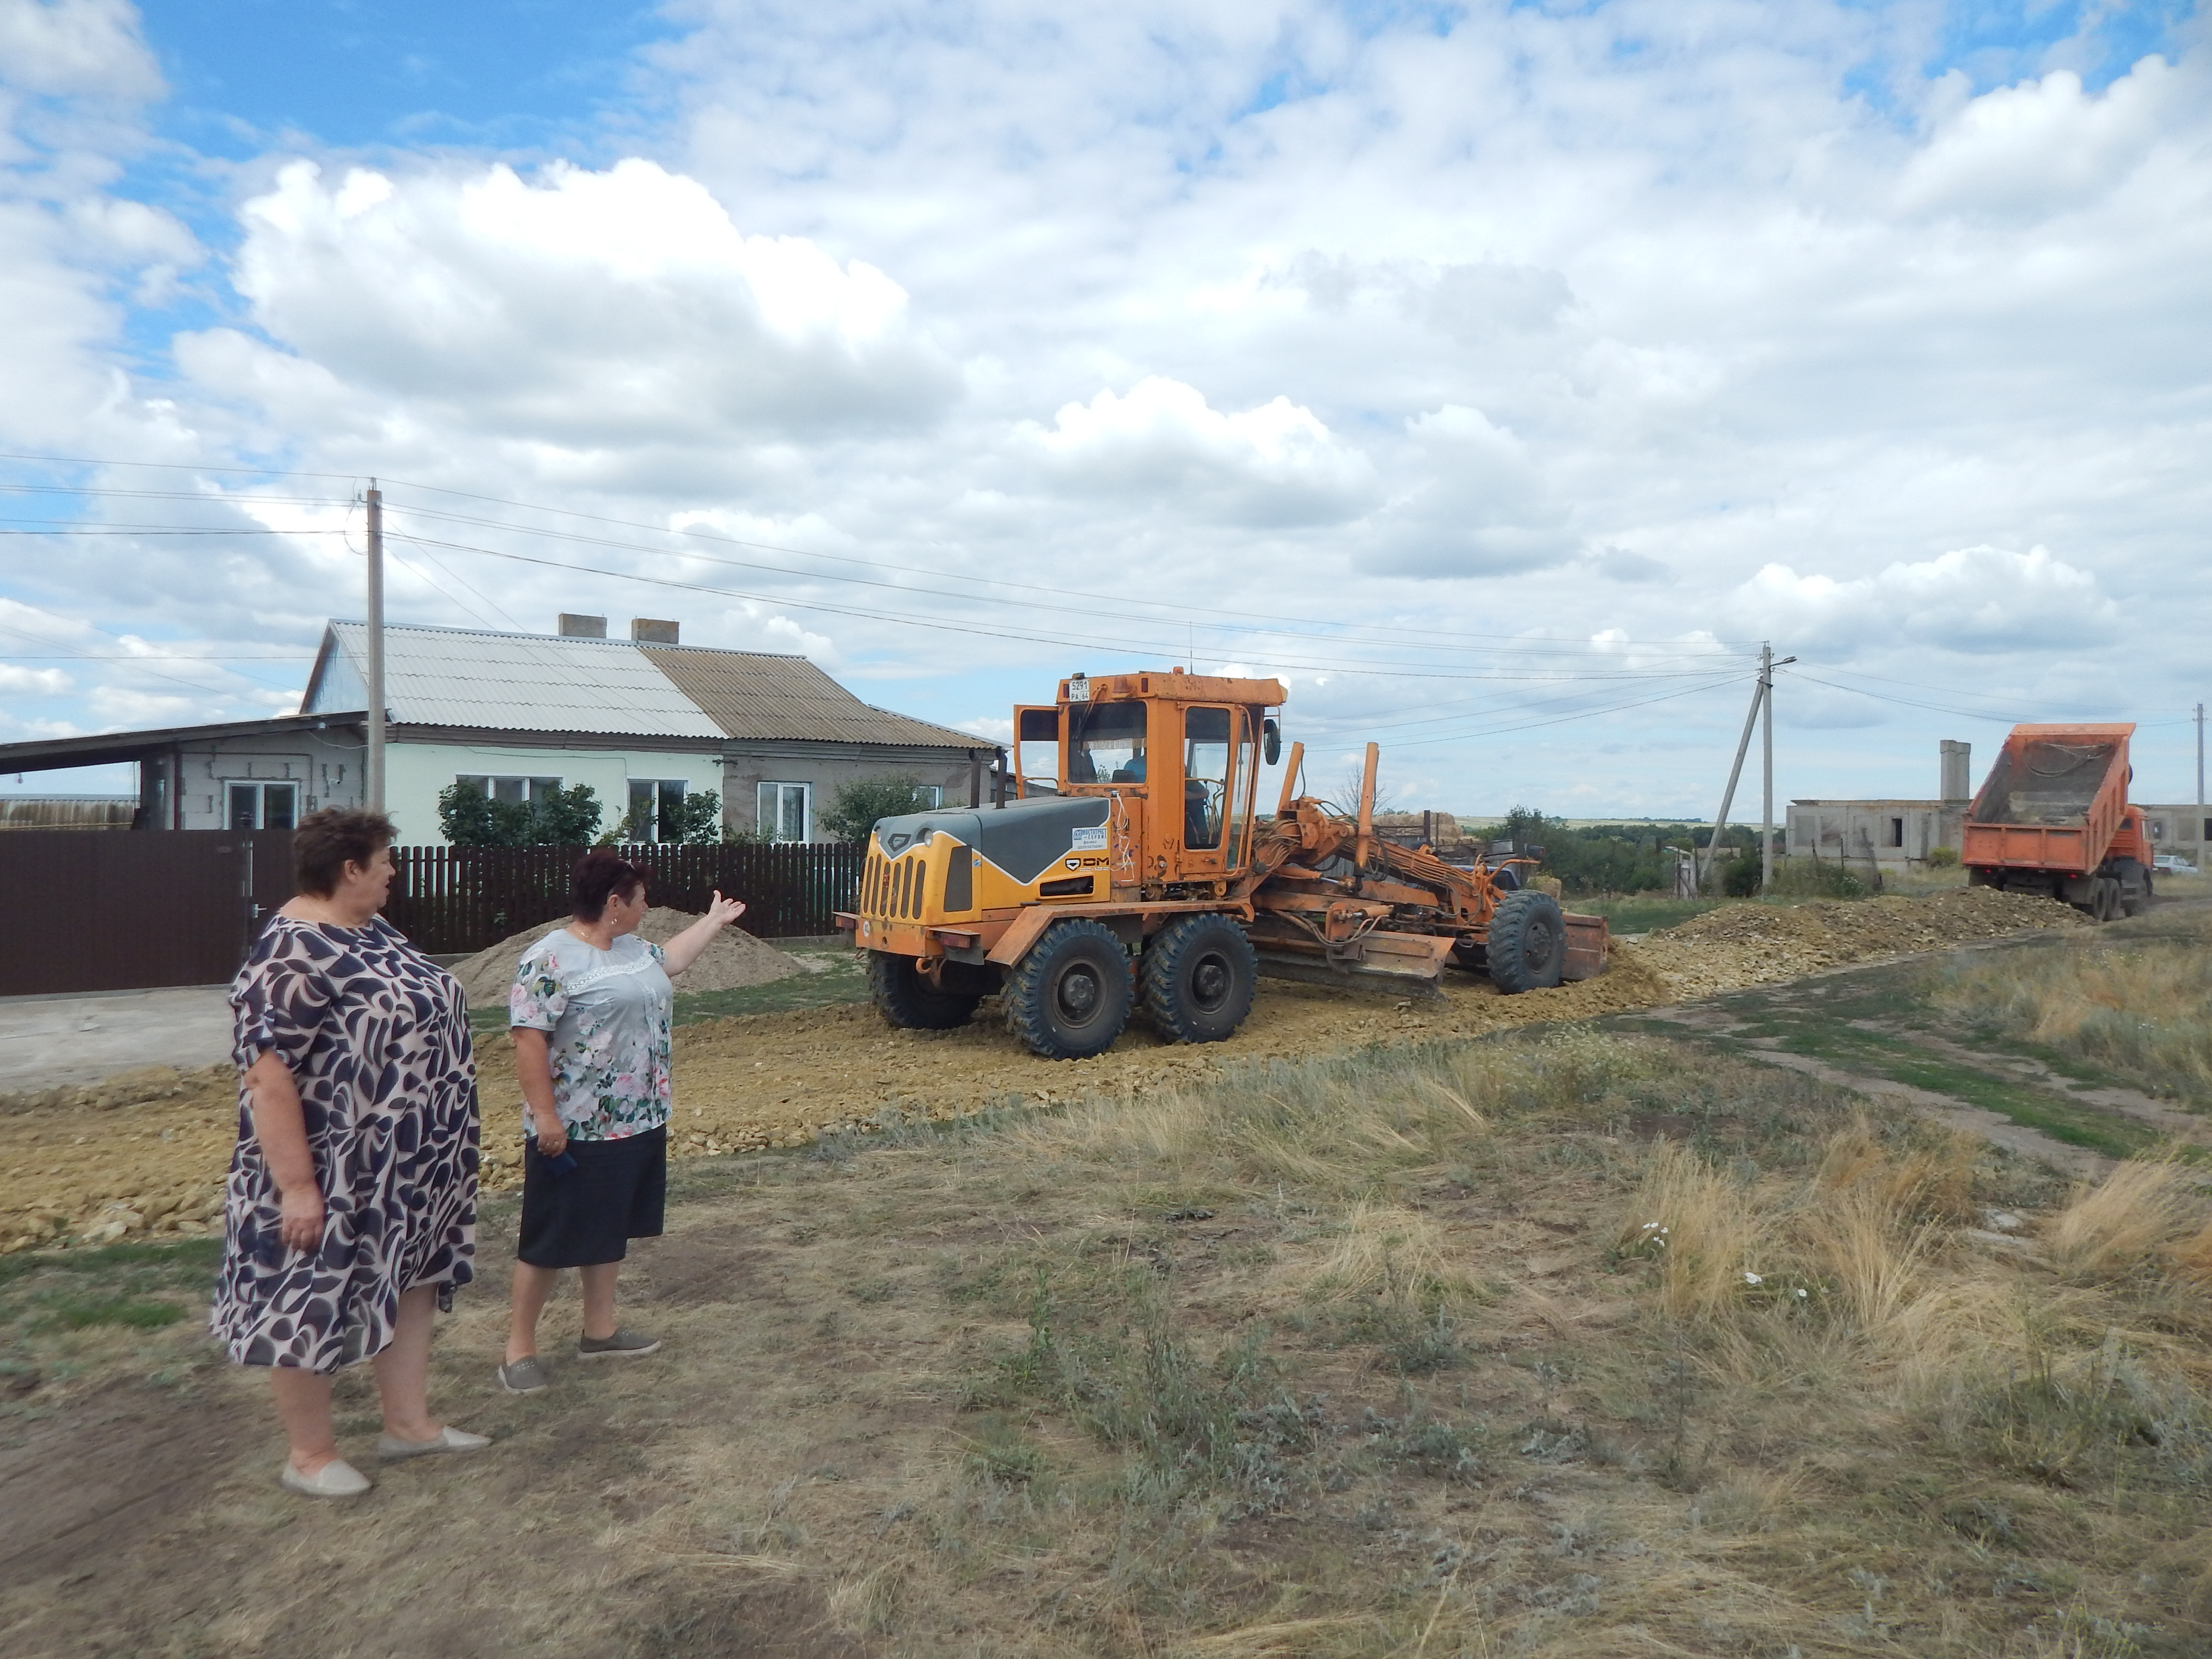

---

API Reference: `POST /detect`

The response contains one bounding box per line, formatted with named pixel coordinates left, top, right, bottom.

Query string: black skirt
left=517, top=1125, right=667, bottom=1268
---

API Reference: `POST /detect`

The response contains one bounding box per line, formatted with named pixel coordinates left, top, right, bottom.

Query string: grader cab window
left=1183, top=707, right=1232, bottom=850
left=1067, top=701, right=1149, bottom=784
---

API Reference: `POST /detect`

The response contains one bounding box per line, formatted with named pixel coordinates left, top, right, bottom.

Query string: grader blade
left=1250, top=931, right=1455, bottom=999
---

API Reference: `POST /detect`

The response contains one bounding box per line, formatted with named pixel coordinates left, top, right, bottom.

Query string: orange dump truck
left=1963, top=722, right=2153, bottom=920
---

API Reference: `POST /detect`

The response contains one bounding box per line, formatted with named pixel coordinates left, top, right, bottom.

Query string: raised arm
left=662, top=890, right=746, bottom=977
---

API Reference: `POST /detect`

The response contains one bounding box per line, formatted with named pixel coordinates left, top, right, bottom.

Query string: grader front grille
left=862, top=848, right=930, bottom=922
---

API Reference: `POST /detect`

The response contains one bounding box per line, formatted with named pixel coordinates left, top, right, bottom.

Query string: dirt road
left=0, top=887, right=2084, bottom=1251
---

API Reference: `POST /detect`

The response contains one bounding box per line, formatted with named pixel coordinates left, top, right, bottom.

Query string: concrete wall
left=383, top=741, right=725, bottom=845
left=155, top=729, right=373, bottom=830
left=134, top=729, right=990, bottom=846
left=1787, top=800, right=1967, bottom=871
left=2138, top=804, right=2210, bottom=864
left=722, top=745, right=986, bottom=842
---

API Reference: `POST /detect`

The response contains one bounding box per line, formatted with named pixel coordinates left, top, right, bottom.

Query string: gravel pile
left=449, top=907, right=805, bottom=1011
left=1626, top=887, right=2086, bottom=999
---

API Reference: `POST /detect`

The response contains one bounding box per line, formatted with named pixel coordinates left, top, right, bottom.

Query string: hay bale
left=448, top=907, right=806, bottom=1012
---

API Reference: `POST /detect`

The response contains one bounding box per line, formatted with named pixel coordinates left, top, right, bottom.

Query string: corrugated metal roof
left=321, top=622, right=725, bottom=738
left=305, top=623, right=982, bottom=749
left=640, top=646, right=980, bottom=748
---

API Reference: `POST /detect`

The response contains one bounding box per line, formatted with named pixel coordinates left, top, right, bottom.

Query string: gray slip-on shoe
left=281, top=1457, right=372, bottom=1498
left=577, top=1328, right=661, bottom=1359
left=376, top=1425, right=492, bottom=1461
left=497, top=1357, right=550, bottom=1394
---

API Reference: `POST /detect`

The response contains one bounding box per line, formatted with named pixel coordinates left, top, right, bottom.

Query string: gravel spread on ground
left=0, top=890, right=2087, bottom=1251
left=1628, top=887, right=2087, bottom=1000
left=448, top=907, right=805, bottom=1010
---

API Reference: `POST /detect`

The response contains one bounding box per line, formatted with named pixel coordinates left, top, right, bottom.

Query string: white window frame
left=757, top=781, right=811, bottom=843
left=455, top=773, right=564, bottom=806
left=226, top=781, right=298, bottom=830
left=916, top=784, right=943, bottom=808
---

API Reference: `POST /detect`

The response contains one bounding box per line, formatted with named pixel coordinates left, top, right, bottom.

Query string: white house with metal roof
left=0, top=615, right=997, bottom=845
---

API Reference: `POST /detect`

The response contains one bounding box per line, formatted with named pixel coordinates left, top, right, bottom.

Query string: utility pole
left=1702, top=649, right=1796, bottom=894
left=2196, top=700, right=2205, bottom=833
left=1760, top=645, right=1775, bottom=890
left=1759, top=647, right=1798, bottom=891
left=1702, top=677, right=1763, bottom=893
left=365, top=480, right=386, bottom=814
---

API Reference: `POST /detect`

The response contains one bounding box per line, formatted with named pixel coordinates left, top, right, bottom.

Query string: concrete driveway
left=0, top=986, right=235, bottom=1093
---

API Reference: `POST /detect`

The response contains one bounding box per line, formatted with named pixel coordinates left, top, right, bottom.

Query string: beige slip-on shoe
left=281, top=1457, right=373, bottom=1498
left=375, top=1425, right=493, bottom=1461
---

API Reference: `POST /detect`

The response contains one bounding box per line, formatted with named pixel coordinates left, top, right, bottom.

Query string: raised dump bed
left=1964, top=723, right=2132, bottom=877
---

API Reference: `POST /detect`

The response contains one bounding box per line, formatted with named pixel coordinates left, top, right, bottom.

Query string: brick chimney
left=630, top=618, right=680, bottom=644
left=557, top=613, right=607, bottom=638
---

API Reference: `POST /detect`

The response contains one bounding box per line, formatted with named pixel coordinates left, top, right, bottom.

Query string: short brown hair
left=572, top=850, right=646, bottom=920
left=293, top=808, right=397, bottom=897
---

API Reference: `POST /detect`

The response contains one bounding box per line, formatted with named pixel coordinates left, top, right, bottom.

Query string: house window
left=1887, top=817, right=1905, bottom=848
left=757, top=781, right=810, bottom=842
left=2204, top=817, right=2212, bottom=843
left=627, top=779, right=690, bottom=842
left=2149, top=818, right=2166, bottom=842
left=455, top=774, right=563, bottom=805
left=228, top=782, right=298, bottom=830
left=915, top=785, right=943, bottom=808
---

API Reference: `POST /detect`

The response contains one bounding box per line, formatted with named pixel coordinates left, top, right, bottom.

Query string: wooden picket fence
left=384, top=842, right=864, bottom=954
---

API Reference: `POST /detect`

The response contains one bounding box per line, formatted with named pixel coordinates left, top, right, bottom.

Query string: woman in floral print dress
left=497, top=851, right=745, bottom=1394
left=212, top=809, right=488, bottom=1499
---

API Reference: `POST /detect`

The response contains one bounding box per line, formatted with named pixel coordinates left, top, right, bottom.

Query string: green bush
left=437, top=781, right=604, bottom=848
left=1928, top=845, right=1960, bottom=868
left=821, top=774, right=939, bottom=844
left=1766, top=857, right=1870, bottom=899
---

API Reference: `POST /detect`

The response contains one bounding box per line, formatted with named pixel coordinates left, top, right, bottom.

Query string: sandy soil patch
left=0, top=890, right=2087, bottom=1249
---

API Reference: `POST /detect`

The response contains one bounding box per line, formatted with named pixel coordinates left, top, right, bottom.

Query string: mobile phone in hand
left=545, top=1149, right=578, bottom=1178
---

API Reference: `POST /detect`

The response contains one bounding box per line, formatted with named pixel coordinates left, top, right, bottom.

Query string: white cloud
left=0, top=0, right=161, bottom=100
left=4, top=3, right=2210, bottom=812
left=1028, top=376, right=1376, bottom=526
left=0, top=663, right=70, bottom=693
left=1727, top=545, right=2120, bottom=655
left=183, top=158, right=957, bottom=454
left=1897, top=58, right=2196, bottom=219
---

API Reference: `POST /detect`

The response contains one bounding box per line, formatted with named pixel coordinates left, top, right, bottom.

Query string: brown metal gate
left=0, top=830, right=294, bottom=998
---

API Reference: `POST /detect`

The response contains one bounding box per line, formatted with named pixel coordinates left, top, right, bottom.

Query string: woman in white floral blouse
left=498, top=852, right=744, bottom=1393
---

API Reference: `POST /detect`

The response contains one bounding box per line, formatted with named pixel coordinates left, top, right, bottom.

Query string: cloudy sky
left=1, top=0, right=2206, bottom=817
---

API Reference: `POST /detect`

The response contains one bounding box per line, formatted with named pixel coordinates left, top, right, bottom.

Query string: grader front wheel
left=867, top=950, right=981, bottom=1030
left=1485, top=890, right=1566, bottom=993
left=1140, top=914, right=1257, bottom=1044
left=1004, top=919, right=1133, bottom=1060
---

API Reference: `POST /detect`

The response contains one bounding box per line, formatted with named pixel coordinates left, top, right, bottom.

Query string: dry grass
left=1936, top=913, right=2212, bottom=1107
left=11, top=964, right=2212, bottom=1655
left=2046, top=1154, right=2212, bottom=1279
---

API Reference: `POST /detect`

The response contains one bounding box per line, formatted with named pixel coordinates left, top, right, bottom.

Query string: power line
left=1389, top=673, right=1759, bottom=746
left=395, top=527, right=1745, bottom=683
left=388, top=495, right=1757, bottom=661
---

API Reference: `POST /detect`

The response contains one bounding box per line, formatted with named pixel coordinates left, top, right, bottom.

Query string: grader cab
left=838, top=670, right=1606, bottom=1060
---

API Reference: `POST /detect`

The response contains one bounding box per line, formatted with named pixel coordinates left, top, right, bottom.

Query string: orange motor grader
left=836, top=669, right=1608, bottom=1060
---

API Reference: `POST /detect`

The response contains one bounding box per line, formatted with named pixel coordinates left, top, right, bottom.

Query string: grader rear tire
left=1140, top=914, right=1257, bottom=1044
left=1005, top=919, right=1133, bottom=1060
left=1486, top=890, right=1566, bottom=994
left=868, top=950, right=980, bottom=1030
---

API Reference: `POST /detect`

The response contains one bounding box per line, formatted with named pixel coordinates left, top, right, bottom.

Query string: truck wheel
left=1004, top=919, right=1132, bottom=1060
left=868, top=950, right=980, bottom=1030
left=1141, top=914, right=1257, bottom=1044
left=1486, top=890, right=1566, bottom=994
